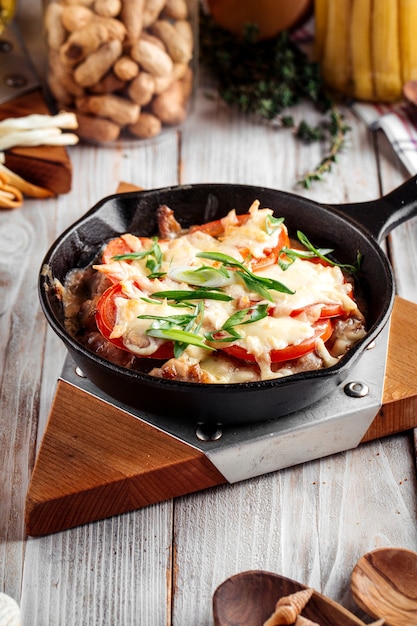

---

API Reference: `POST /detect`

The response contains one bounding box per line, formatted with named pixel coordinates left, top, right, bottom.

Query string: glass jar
left=314, top=0, right=417, bottom=103
left=43, top=0, right=197, bottom=143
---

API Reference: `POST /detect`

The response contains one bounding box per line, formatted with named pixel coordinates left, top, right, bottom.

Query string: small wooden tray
left=0, top=89, right=72, bottom=195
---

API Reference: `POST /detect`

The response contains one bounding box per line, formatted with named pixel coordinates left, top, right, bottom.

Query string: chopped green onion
left=265, top=214, right=284, bottom=235
left=112, top=237, right=164, bottom=275
left=147, top=328, right=214, bottom=351
left=196, top=251, right=294, bottom=300
left=152, top=289, right=233, bottom=302
left=168, top=265, right=232, bottom=288
left=205, top=303, right=269, bottom=342
left=138, top=301, right=210, bottom=357
left=279, top=231, right=361, bottom=273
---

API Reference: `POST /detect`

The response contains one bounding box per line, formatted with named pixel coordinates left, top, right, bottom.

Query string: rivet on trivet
left=4, top=73, right=28, bottom=89
left=0, top=39, right=13, bottom=53
left=74, top=366, right=87, bottom=378
left=195, top=423, right=223, bottom=442
left=344, top=381, right=369, bottom=398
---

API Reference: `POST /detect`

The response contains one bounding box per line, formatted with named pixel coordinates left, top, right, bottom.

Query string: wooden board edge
left=25, top=380, right=227, bottom=536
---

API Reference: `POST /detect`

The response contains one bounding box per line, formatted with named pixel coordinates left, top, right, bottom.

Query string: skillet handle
left=328, top=175, right=417, bottom=243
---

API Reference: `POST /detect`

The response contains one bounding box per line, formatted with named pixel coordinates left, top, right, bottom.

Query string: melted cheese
left=257, top=259, right=356, bottom=315
left=234, top=315, right=316, bottom=355
left=92, top=203, right=366, bottom=382
left=219, top=205, right=283, bottom=259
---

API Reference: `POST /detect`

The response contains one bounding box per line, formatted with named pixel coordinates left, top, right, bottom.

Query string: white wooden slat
left=1, top=3, right=416, bottom=626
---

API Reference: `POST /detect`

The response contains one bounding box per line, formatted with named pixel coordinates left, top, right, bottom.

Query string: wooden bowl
left=213, top=570, right=366, bottom=626
left=351, top=547, right=417, bottom=626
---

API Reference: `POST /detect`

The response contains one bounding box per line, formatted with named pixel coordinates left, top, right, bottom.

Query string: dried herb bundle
left=199, top=10, right=350, bottom=187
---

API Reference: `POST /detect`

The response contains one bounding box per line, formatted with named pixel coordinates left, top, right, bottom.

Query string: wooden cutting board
left=0, top=89, right=72, bottom=194
left=24, top=295, right=417, bottom=536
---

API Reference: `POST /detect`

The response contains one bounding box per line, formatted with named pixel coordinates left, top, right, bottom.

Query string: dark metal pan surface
left=39, top=178, right=417, bottom=425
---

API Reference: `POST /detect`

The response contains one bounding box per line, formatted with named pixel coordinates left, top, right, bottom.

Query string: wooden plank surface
left=1, top=2, right=417, bottom=625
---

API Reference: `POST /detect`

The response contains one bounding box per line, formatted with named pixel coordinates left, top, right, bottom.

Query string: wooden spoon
left=213, top=570, right=368, bottom=626
left=351, top=547, right=417, bottom=626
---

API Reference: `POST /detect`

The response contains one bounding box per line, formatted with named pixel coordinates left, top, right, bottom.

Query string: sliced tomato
left=102, top=238, right=133, bottom=264
left=190, top=212, right=290, bottom=271
left=95, top=283, right=174, bottom=358
left=289, top=303, right=345, bottom=319
left=222, top=319, right=333, bottom=364
left=188, top=213, right=250, bottom=237
left=101, top=236, right=156, bottom=265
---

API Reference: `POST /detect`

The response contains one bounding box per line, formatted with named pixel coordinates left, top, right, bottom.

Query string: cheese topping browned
left=64, top=201, right=367, bottom=383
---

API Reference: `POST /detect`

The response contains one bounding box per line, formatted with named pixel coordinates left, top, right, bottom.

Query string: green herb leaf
left=147, top=328, right=214, bottom=352
left=265, top=214, right=284, bottom=235
left=296, top=231, right=360, bottom=272
left=139, top=302, right=210, bottom=357
left=196, top=251, right=294, bottom=300
left=199, top=9, right=348, bottom=187
left=205, top=303, right=269, bottom=342
left=152, top=289, right=233, bottom=302
left=168, top=264, right=232, bottom=288
left=112, top=237, right=164, bottom=276
left=279, top=231, right=361, bottom=273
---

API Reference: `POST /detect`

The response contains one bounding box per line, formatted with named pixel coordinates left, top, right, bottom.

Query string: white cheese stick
left=0, top=111, right=78, bottom=132
left=0, top=128, right=79, bottom=150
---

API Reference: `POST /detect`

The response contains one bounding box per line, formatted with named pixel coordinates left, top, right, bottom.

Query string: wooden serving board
left=0, top=89, right=72, bottom=195
left=25, top=296, right=417, bottom=536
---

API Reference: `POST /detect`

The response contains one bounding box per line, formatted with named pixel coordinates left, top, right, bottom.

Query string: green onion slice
left=196, top=251, right=294, bottom=300
left=168, top=265, right=232, bottom=288
left=151, top=289, right=233, bottom=302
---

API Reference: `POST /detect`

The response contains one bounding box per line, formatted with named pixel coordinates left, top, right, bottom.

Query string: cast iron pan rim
left=39, top=182, right=394, bottom=392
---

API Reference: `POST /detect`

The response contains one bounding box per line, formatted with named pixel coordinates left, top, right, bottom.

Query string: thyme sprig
left=199, top=9, right=349, bottom=187
left=297, top=109, right=351, bottom=188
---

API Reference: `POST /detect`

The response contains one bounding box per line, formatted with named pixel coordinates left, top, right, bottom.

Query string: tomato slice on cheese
left=189, top=211, right=290, bottom=271
left=289, top=303, right=346, bottom=319
left=101, top=236, right=156, bottom=266
left=95, top=283, right=174, bottom=359
left=102, top=238, right=132, bottom=265
left=188, top=213, right=250, bottom=237
left=222, top=319, right=333, bottom=363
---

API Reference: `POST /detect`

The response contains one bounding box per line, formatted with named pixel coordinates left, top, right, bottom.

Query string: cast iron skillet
left=39, top=178, right=417, bottom=425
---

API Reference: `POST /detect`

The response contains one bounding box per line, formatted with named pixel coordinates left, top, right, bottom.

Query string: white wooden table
left=1, top=2, right=417, bottom=624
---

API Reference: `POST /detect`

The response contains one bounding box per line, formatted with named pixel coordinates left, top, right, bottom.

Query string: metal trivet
left=60, top=323, right=389, bottom=484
